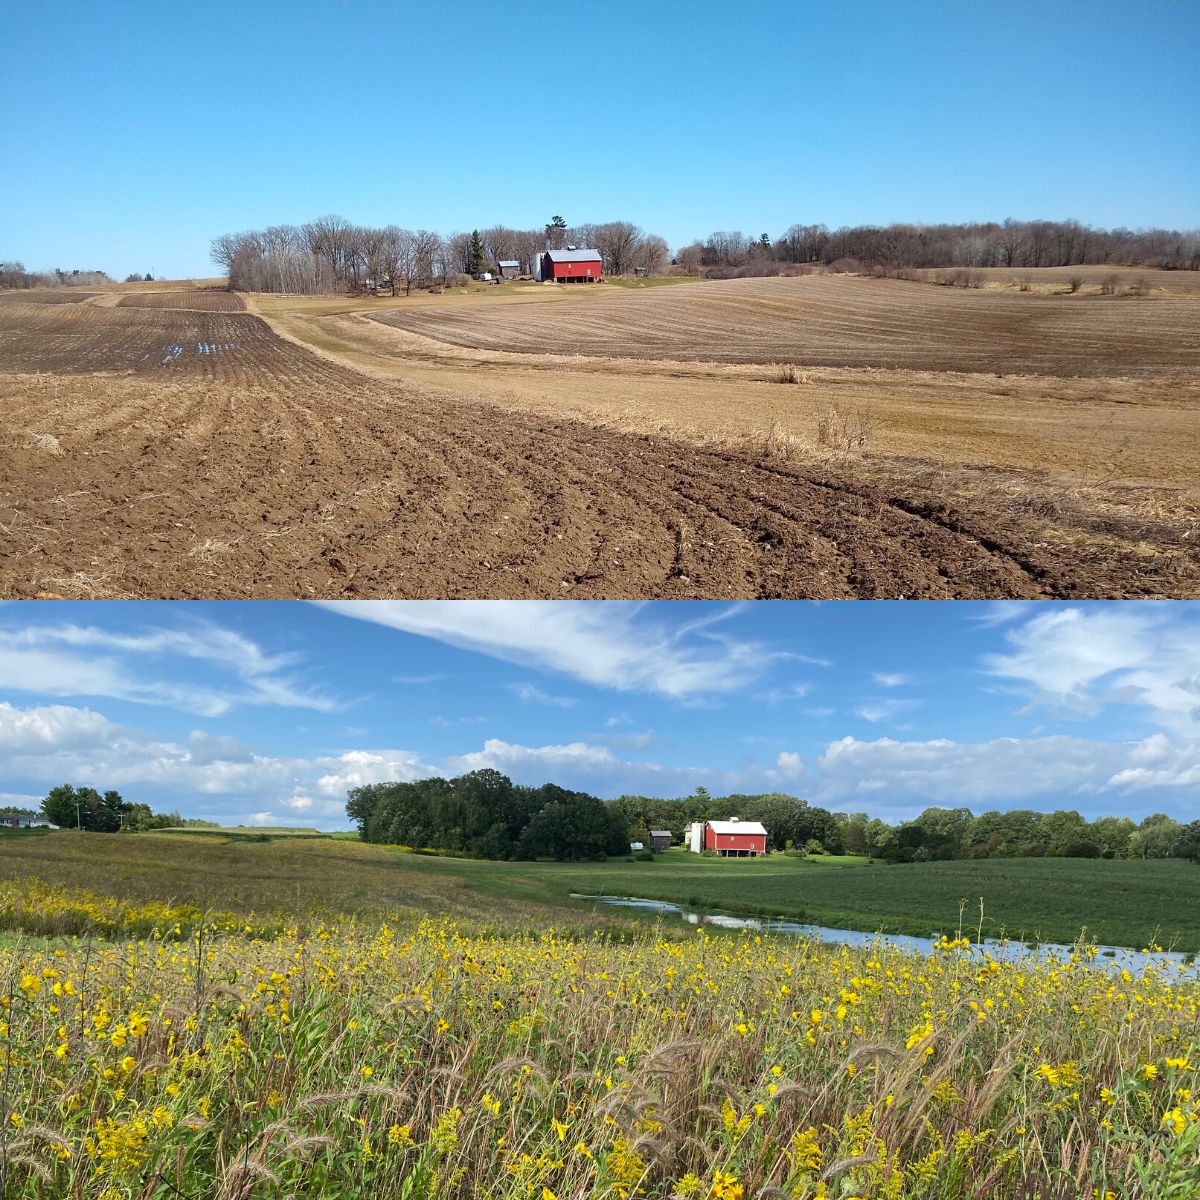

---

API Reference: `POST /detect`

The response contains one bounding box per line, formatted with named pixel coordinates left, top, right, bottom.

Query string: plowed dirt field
left=0, top=282, right=1196, bottom=599
left=116, top=290, right=246, bottom=311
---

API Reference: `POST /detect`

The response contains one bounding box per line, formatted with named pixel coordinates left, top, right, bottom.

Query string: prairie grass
left=0, top=888, right=1196, bottom=1198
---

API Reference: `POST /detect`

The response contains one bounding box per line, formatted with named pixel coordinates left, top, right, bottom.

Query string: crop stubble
left=0, top=285, right=1195, bottom=599
left=371, top=275, right=1200, bottom=377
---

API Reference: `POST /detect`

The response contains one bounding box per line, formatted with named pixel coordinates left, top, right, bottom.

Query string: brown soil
left=116, top=290, right=245, bottom=311
left=0, top=288, right=98, bottom=305
left=1, top=286, right=1196, bottom=600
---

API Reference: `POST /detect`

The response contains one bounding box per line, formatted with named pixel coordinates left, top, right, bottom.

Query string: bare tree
left=444, top=232, right=474, bottom=278
left=675, top=242, right=704, bottom=274
left=592, top=221, right=643, bottom=276
left=482, top=225, right=521, bottom=267
left=636, top=234, right=669, bottom=276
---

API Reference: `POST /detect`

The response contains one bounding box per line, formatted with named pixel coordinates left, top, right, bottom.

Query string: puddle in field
left=571, top=894, right=1198, bottom=978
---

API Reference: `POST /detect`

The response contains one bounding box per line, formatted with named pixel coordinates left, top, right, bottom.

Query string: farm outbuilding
left=687, top=818, right=767, bottom=857
left=543, top=247, right=603, bottom=283
left=497, top=259, right=521, bottom=280
left=650, top=830, right=672, bottom=853
left=0, top=814, right=48, bottom=829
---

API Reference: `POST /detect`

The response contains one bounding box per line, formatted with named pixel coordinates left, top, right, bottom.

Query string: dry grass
left=257, top=301, right=1200, bottom=492
left=365, top=273, right=1200, bottom=376
left=906, top=264, right=1200, bottom=297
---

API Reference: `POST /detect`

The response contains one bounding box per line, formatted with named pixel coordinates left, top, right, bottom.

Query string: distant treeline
left=682, top=219, right=1200, bottom=277
left=0, top=263, right=112, bottom=290
left=618, top=792, right=1200, bottom=863
left=210, top=215, right=670, bottom=295
left=349, top=773, right=1200, bottom=864
left=207, top=214, right=1199, bottom=296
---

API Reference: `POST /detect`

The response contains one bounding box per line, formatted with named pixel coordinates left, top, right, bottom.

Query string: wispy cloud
left=757, top=683, right=811, bottom=704
left=0, top=621, right=337, bottom=716
left=313, top=601, right=781, bottom=699
left=506, top=682, right=577, bottom=708
left=855, top=699, right=919, bottom=723
left=968, top=601, right=1041, bottom=628
left=983, top=605, right=1200, bottom=732
left=872, top=672, right=910, bottom=688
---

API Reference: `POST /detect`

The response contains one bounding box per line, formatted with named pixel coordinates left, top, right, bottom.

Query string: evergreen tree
left=468, top=230, right=485, bottom=276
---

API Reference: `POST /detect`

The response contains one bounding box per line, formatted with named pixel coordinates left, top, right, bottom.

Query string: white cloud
left=507, top=682, right=577, bottom=708
left=0, top=621, right=337, bottom=716
left=314, top=749, right=436, bottom=795
left=0, top=791, right=43, bottom=808
left=873, top=673, right=910, bottom=688
left=983, top=605, right=1200, bottom=731
left=775, top=751, right=804, bottom=775
left=447, top=738, right=618, bottom=774
left=444, top=738, right=809, bottom=797
left=187, top=731, right=255, bottom=765
left=312, top=601, right=780, bottom=699
left=814, top=733, right=1200, bottom=818
left=0, top=701, right=125, bottom=750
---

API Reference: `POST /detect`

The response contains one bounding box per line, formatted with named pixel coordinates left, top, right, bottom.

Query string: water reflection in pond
left=571, top=894, right=1197, bottom=978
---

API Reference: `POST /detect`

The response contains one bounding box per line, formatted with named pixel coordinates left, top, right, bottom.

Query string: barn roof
left=497, top=259, right=520, bottom=267
left=545, top=247, right=603, bottom=262
left=707, top=820, right=767, bottom=836
left=650, top=829, right=672, bottom=837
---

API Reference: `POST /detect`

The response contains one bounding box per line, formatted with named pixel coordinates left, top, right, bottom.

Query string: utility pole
left=76, top=797, right=81, bottom=830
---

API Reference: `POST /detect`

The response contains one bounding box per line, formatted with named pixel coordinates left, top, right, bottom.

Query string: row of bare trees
left=210, top=221, right=451, bottom=296
left=0, top=262, right=112, bottom=289
left=686, top=219, right=1200, bottom=276
left=210, top=215, right=671, bottom=294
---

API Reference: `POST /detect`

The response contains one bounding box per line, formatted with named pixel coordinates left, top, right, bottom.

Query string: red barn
left=703, top=818, right=767, bottom=857
left=544, top=246, right=603, bottom=283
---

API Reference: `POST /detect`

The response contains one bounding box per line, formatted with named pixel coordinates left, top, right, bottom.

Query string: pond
left=570, top=894, right=1198, bottom=978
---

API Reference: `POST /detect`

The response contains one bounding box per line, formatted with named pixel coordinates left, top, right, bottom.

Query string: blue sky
left=1, top=600, right=1198, bottom=828
left=4, top=1, right=1196, bottom=278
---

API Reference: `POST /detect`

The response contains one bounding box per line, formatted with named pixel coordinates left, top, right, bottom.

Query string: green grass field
left=0, top=833, right=1195, bottom=950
